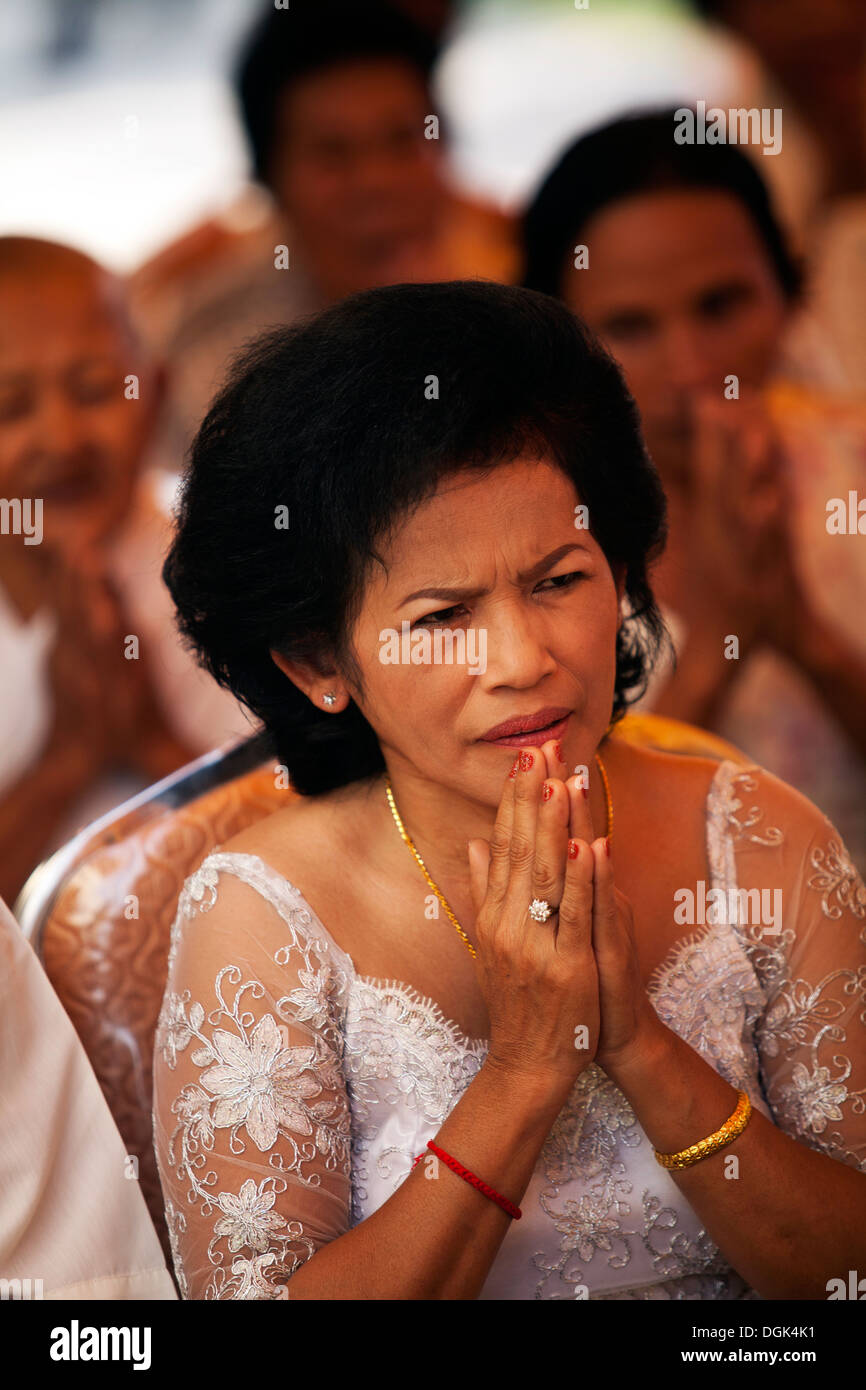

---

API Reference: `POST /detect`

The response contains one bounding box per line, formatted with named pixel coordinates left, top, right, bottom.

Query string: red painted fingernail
left=553, top=742, right=563, bottom=762
left=568, top=839, right=579, bottom=859
left=605, top=837, right=610, bottom=857
left=519, top=750, right=534, bottom=772
left=508, top=757, right=519, bottom=779
left=581, top=785, right=588, bottom=800
left=541, top=781, right=553, bottom=801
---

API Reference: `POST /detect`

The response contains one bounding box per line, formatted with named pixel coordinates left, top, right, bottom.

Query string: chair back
left=15, top=731, right=291, bottom=1266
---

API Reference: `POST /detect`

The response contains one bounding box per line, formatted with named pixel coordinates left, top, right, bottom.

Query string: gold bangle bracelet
left=653, top=1089, right=752, bottom=1170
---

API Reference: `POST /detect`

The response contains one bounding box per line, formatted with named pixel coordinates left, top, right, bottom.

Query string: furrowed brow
left=398, top=542, right=590, bottom=606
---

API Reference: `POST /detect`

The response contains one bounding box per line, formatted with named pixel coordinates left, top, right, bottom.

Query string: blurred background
left=2, top=0, right=866, bottom=907
left=0, top=0, right=841, bottom=267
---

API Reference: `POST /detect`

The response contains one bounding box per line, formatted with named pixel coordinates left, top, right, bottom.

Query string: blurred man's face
left=269, top=57, right=446, bottom=299
left=0, top=263, right=153, bottom=559
left=562, top=189, right=790, bottom=480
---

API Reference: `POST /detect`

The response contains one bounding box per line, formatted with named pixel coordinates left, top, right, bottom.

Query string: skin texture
left=269, top=57, right=448, bottom=300
left=205, top=452, right=866, bottom=1298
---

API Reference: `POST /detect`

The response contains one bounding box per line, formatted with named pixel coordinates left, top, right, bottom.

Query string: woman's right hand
left=679, top=391, right=790, bottom=649
left=466, top=740, right=601, bottom=1088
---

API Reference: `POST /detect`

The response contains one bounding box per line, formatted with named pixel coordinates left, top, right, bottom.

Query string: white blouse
left=153, top=759, right=866, bottom=1299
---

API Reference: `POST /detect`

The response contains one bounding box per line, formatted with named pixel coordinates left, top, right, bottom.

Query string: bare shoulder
left=606, top=737, right=735, bottom=819
left=217, top=775, right=380, bottom=879
left=603, top=740, right=742, bottom=885
left=610, top=739, right=833, bottom=847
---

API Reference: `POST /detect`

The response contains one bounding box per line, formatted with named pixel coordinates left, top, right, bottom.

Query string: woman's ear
left=269, top=647, right=348, bottom=711
left=270, top=648, right=321, bottom=699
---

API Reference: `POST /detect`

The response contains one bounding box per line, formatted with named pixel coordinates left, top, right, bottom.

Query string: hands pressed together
left=678, top=390, right=809, bottom=657
left=467, top=737, right=662, bottom=1090
left=43, top=548, right=187, bottom=778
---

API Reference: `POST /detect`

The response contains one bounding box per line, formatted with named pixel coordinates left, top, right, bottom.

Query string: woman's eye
left=412, top=573, right=585, bottom=627
left=698, top=284, right=754, bottom=322
left=537, top=571, right=585, bottom=593
left=602, top=314, right=654, bottom=343
left=413, top=605, right=464, bottom=628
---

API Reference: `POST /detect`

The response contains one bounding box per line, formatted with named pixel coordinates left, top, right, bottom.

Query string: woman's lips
left=483, top=714, right=570, bottom=748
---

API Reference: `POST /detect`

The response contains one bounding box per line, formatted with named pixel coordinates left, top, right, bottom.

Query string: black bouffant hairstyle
left=163, top=280, right=668, bottom=794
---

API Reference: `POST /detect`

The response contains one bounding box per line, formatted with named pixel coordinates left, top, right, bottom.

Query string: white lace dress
left=152, top=760, right=866, bottom=1299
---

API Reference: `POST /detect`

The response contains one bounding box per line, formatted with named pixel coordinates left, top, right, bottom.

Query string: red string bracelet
left=411, top=1139, right=522, bottom=1220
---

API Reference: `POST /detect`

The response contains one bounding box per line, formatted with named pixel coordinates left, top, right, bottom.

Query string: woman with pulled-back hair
left=523, top=110, right=866, bottom=877
left=153, top=279, right=866, bottom=1300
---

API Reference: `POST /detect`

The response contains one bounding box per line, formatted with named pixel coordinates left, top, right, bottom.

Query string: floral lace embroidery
left=344, top=978, right=485, bottom=1131
left=528, top=986, right=769, bottom=1302
left=163, top=1199, right=189, bottom=1299
left=342, top=978, right=485, bottom=1221
left=530, top=1068, right=638, bottom=1295
left=528, top=1068, right=753, bottom=1299
left=808, top=838, right=866, bottom=922
left=639, top=1191, right=728, bottom=1282
left=645, top=921, right=767, bottom=1093
left=155, top=760, right=866, bottom=1298
left=706, top=768, right=866, bottom=1171
left=714, top=768, right=785, bottom=848
left=156, top=856, right=354, bottom=1299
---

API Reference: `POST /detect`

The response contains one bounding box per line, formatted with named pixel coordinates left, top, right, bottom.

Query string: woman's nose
left=475, top=603, right=557, bottom=689
left=663, top=321, right=723, bottom=394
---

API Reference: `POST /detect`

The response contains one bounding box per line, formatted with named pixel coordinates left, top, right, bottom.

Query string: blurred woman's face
left=340, top=457, right=624, bottom=807
left=561, top=189, right=790, bottom=479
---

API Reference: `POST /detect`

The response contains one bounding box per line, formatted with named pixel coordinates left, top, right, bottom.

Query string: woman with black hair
left=523, top=110, right=866, bottom=877
left=153, top=280, right=866, bottom=1300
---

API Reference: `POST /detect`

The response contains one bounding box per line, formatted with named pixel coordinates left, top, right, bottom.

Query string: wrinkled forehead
left=361, top=459, right=594, bottom=597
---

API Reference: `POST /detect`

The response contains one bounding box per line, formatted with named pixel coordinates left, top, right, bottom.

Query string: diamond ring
left=528, top=897, right=558, bottom=922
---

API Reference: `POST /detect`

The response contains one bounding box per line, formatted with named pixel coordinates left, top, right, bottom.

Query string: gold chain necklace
left=385, top=753, right=613, bottom=960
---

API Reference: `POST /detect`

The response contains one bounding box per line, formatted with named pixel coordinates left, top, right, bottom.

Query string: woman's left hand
left=587, top=836, right=665, bottom=1072
left=547, top=748, right=664, bottom=1073
left=537, top=740, right=667, bottom=1073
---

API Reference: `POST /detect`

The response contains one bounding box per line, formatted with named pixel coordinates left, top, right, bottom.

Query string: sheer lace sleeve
left=719, top=765, right=866, bottom=1172
left=152, top=853, right=353, bottom=1299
